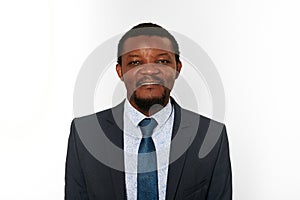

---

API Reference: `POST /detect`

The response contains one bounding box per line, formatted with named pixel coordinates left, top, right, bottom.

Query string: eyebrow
left=125, top=52, right=172, bottom=59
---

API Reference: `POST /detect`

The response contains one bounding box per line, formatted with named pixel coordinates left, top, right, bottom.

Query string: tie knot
left=138, top=118, right=158, bottom=138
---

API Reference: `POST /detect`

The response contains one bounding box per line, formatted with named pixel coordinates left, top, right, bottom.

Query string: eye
left=156, top=59, right=171, bottom=64
left=128, top=60, right=142, bottom=66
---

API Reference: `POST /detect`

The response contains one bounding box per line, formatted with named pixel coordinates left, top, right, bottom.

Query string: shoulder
left=174, top=103, right=229, bottom=159
left=172, top=98, right=225, bottom=130
left=71, top=101, right=125, bottom=132
left=72, top=101, right=124, bottom=123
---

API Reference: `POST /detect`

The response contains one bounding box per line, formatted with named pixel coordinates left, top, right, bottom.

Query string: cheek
left=123, top=78, right=136, bottom=90
left=122, top=68, right=137, bottom=83
left=162, top=70, right=177, bottom=85
left=162, top=66, right=177, bottom=76
left=123, top=66, right=147, bottom=77
left=122, top=70, right=139, bottom=93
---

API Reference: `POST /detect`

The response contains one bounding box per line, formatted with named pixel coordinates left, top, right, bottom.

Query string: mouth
left=136, top=80, right=164, bottom=87
left=139, top=82, right=162, bottom=86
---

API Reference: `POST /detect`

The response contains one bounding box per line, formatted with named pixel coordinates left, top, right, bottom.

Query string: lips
left=136, top=80, right=164, bottom=87
left=139, top=82, right=161, bottom=86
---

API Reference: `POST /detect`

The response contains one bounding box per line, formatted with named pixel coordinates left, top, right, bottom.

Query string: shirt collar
left=124, top=98, right=173, bottom=128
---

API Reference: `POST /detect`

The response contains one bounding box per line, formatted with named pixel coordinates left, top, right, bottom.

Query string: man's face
left=116, top=35, right=182, bottom=111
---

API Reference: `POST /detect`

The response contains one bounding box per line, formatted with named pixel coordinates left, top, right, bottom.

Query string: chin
left=133, top=91, right=167, bottom=111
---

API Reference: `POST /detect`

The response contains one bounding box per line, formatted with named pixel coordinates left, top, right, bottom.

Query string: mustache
left=136, top=76, right=164, bottom=87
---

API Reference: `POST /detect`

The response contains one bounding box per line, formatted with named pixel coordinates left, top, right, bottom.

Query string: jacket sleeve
left=65, top=119, right=89, bottom=200
left=206, top=125, right=232, bottom=200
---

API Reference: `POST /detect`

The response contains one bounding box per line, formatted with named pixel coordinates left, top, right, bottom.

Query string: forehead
left=122, top=35, right=174, bottom=55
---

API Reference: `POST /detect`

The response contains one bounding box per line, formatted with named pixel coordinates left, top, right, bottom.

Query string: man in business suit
left=65, top=23, right=232, bottom=199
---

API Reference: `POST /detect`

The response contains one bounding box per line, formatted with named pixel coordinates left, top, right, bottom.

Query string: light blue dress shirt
left=124, top=99, right=174, bottom=200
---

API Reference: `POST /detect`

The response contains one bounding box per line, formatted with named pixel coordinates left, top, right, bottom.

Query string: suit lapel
left=102, top=101, right=126, bottom=200
left=166, top=99, right=195, bottom=200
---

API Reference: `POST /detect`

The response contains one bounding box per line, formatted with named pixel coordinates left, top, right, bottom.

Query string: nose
left=138, top=63, right=160, bottom=75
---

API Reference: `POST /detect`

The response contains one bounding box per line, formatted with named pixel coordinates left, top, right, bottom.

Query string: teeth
left=140, top=82, right=160, bottom=86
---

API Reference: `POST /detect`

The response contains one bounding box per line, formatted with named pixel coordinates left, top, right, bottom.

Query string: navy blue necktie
left=137, top=118, right=159, bottom=200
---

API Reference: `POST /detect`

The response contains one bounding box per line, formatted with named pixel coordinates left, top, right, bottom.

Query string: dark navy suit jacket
left=65, top=98, right=232, bottom=199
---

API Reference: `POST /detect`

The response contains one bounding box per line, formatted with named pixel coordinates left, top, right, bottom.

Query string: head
left=116, top=23, right=182, bottom=116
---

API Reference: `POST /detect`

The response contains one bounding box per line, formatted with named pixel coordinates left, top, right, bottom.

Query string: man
left=65, top=23, right=232, bottom=200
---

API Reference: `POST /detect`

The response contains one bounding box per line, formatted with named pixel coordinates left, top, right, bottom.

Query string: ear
left=175, top=60, right=182, bottom=79
left=116, top=63, right=124, bottom=80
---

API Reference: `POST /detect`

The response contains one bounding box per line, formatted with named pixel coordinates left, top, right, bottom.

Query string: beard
left=133, top=88, right=168, bottom=111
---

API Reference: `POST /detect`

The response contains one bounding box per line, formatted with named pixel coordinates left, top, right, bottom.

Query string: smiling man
left=65, top=23, right=232, bottom=200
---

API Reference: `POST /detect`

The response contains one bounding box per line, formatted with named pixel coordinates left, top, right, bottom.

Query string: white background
left=1, top=0, right=300, bottom=199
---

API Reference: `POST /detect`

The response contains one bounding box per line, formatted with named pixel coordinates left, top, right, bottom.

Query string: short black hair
left=117, top=22, right=180, bottom=65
